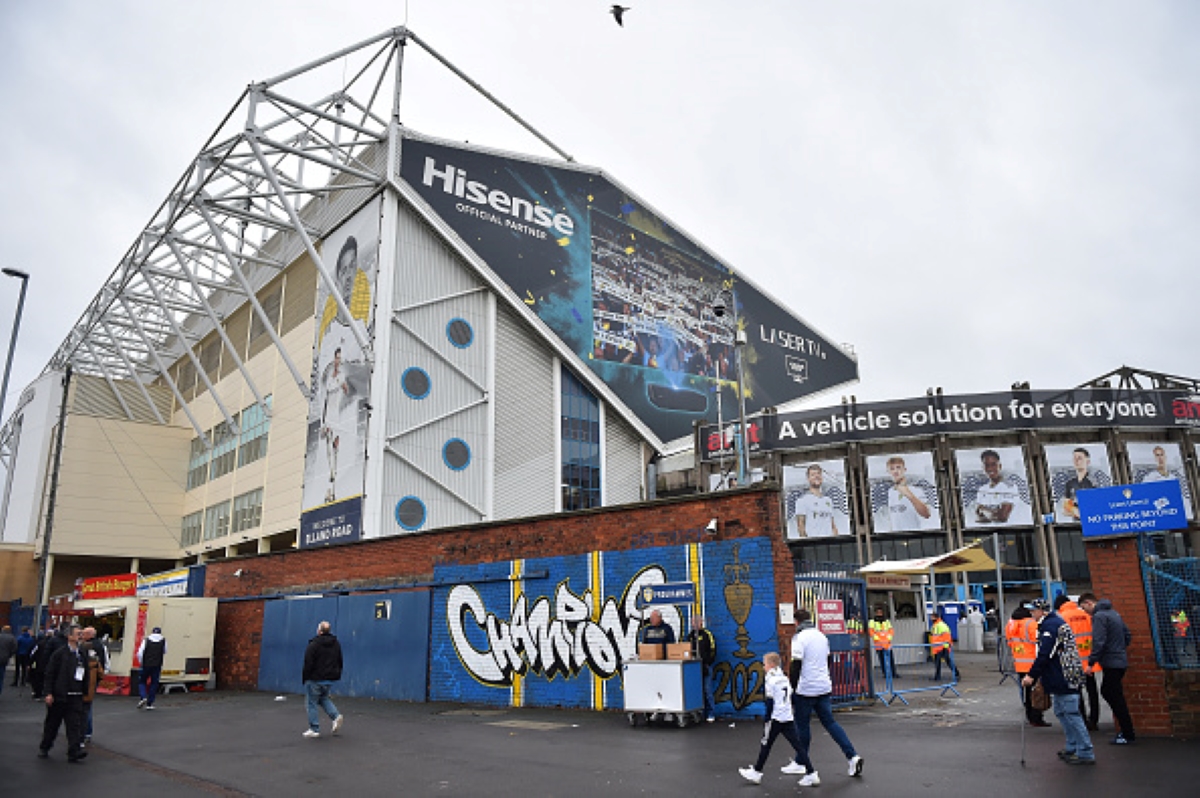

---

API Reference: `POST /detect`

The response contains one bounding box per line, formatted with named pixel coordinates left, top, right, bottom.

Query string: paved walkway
left=0, top=654, right=1191, bottom=797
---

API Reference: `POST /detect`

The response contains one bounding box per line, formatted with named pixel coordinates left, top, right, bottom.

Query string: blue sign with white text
left=1077, top=481, right=1187, bottom=539
left=637, top=581, right=696, bottom=607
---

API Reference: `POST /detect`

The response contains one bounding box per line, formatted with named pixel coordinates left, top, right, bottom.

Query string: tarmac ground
left=1, top=652, right=1194, bottom=797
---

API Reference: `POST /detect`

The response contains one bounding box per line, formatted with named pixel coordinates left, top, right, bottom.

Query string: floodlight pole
left=0, top=268, right=30, bottom=426
left=734, top=328, right=750, bottom=484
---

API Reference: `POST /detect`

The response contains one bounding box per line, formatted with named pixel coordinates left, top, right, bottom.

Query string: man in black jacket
left=1080, top=592, right=1136, bottom=745
left=39, top=623, right=87, bottom=762
left=30, top=625, right=68, bottom=700
left=687, top=616, right=718, bottom=722
left=1023, top=599, right=1094, bottom=765
left=302, top=621, right=344, bottom=738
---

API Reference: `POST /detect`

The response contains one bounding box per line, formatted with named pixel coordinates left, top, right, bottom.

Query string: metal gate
left=795, top=572, right=874, bottom=706
left=1139, top=536, right=1200, bottom=670
left=258, top=590, right=431, bottom=700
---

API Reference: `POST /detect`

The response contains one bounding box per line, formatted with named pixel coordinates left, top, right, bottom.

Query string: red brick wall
left=207, top=486, right=791, bottom=690
left=1085, top=538, right=1199, bottom=737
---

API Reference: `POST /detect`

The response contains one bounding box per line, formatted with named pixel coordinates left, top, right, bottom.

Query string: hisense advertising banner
left=399, top=136, right=859, bottom=442
left=701, top=388, right=1200, bottom=458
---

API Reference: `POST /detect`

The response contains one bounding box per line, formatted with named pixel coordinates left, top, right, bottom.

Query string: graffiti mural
left=430, top=537, right=777, bottom=717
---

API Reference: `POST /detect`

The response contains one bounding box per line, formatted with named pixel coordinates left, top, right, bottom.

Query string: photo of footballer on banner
left=955, top=446, right=1034, bottom=528
left=1045, top=443, right=1113, bottom=524
left=1128, top=441, right=1194, bottom=520
left=783, top=460, right=851, bottom=540
left=299, top=198, right=380, bottom=546
left=866, top=453, right=942, bottom=533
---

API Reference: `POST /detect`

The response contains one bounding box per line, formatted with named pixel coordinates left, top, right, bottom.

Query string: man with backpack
left=1023, top=598, right=1094, bottom=765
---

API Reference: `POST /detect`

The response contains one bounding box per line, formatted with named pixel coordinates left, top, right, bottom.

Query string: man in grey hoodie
left=1079, top=592, right=1135, bottom=745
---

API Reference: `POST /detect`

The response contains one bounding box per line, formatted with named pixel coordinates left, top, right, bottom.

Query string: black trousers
left=14, top=654, right=31, bottom=685
left=1082, top=673, right=1100, bottom=726
left=40, top=695, right=86, bottom=758
left=1100, top=667, right=1135, bottom=739
left=1020, top=675, right=1045, bottom=722
left=754, top=718, right=813, bottom=773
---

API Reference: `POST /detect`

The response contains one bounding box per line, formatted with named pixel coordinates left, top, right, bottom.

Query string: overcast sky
left=1, top=1, right=1197, bottom=422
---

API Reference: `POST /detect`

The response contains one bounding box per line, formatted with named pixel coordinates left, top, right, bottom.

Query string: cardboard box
left=666, top=643, right=693, bottom=661
left=637, top=643, right=664, bottom=661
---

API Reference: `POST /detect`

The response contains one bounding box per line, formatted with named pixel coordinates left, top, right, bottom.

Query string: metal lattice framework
left=24, top=26, right=571, bottom=450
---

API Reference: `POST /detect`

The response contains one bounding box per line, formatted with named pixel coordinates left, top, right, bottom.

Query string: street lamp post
left=0, top=267, right=30, bottom=425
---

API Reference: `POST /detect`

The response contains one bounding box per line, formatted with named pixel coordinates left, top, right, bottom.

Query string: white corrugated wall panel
left=605, top=411, right=644, bottom=505
left=493, top=302, right=556, bottom=520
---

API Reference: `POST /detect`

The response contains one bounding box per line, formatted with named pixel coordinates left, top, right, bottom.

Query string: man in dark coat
left=301, top=621, right=344, bottom=738
left=1080, top=592, right=1136, bottom=745
left=39, top=623, right=88, bottom=762
left=30, top=625, right=68, bottom=700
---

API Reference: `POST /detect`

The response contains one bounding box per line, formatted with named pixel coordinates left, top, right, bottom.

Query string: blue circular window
left=395, top=496, right=426, bottom=531
left=443, top=438, right=472, bottom=471
left=402, top=367, right=431, bottom=400
left=447, top=318, right=474, bottom=349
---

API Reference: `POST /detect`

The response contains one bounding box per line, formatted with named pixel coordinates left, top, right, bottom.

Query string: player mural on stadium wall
left=1045, top=443, right=1113, bottom=524
left=430, top=538, right=776, bottom=716
left=783, top=460, right=851, bottom=539
left=955, top=445, right=1034, bottom=528
left=866, top=452, right=942, bottom=533
left=1128, top=441, right=1194, bottom=520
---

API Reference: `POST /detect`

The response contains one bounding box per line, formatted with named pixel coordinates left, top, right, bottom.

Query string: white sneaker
left=137, top=698, right=147, bottom=709
left=781, top=761, right=807, bottom=775
left=799, top=771, right=821, bottom=787
left=738, top=767, right=763, bottom=784
left=331, top=715, right=343, bottom=735
left=302, top=729, right=320, bottom=738
left=848, top=755, right=863, bottom=777
left=145, top=705, right=156, bottom=710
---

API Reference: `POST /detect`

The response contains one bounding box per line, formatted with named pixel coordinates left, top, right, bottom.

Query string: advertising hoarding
left=1044, top=443, right=1113, bottom=525
left=955, top=446, right=1034, bottom=529
left=783, top=459, right=851, bottom=540
left=865, top=452, right=942, bottom=534
left=400, top=136, right=859, bottom=443
left=299, top=198, right=381, bottom=548
left=1127, top=441, right=1194, bottom=520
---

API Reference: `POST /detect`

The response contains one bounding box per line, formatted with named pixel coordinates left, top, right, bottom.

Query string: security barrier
left=1140, top=537, right=1200, bottom=670
left=873, top=642, right=960, bottom=706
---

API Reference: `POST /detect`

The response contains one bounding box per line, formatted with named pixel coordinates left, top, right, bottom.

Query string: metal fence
left=1140, top=536, right=1200, bottom=670
left=794, top=572, right=874, bottom=707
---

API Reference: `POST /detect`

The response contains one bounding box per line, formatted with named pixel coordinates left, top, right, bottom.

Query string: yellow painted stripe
left=511, top=559, right=523, bottom=708
left=591, top=550, right=604, bottom=711
left=689, top=543, right=704, bottom=618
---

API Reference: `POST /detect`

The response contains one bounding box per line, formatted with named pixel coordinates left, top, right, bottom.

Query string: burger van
left=71, top=595, right=218, bottom=696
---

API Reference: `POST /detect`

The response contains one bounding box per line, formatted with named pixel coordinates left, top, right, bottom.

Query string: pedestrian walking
left=1079, top=592, right=1136, bottom=745
left=137, top=627, right=167, bottom=709
left=302, top=620, right=344, bottom=738
left=0, top=624, right=16, bottom=695
left=81, top=627, right=109, bottom=744
left=786, top=607, right=864, bottom=781
left=1056, top=594, right=1100, bottom=731
left=687, top=616, right=717, bottom=722
left=737, top=652, right=816, bottom=786
left=30, top=625, right=68, bottom=700
left=929, top=611, right=959, bottom=681
left=1023, top=598, right=1093, bottom=765
left=14, top=626, right=34, bottom=687
left=38, top=623, right=88, bottom=763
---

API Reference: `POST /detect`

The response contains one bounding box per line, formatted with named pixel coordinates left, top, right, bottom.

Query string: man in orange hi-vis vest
left=1007, top=606, right=1048, bottom=726
left=1056, top=595, right=1100, bottom=731
left=929, top=612, right=959, bottom=681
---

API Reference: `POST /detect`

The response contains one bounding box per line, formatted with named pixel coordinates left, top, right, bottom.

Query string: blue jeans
left=139, top=666, right=161, bottom=706
left=1051, top=692, right=1094, bottom=760
left=793, top=693, right=857, bottom=762
left=305, top=680, right=340, bottom=731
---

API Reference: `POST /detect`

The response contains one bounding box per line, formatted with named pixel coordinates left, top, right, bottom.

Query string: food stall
left=71, top=569, right=217, bottom=695
left=622, top=581, right=706, bottom=727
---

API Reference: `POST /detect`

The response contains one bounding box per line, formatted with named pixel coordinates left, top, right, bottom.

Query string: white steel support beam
left=194, top=199, right=311, bottom=400
left=98, top=319, right=166, bottom=425
left=246, top=127, right=373, bottom=362
left=163, top=237, right=270, bottom=418
left=137, top=270, right=240, bottom=435
left=118, top=297, right=210, bottom=446
left=81, top=340, right=135, bottom=421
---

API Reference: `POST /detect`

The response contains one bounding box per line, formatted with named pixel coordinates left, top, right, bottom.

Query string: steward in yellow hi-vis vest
left=929, top=613, right=958, bottom=681
left=869, top=608, right=896, bottom=681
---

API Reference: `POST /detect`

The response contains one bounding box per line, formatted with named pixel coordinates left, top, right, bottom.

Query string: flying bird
left=610, top=5, right=630, bottom=26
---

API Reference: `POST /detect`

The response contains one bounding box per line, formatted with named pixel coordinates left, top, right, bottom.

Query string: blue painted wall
left=430, top=536, right=777, bottom=717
